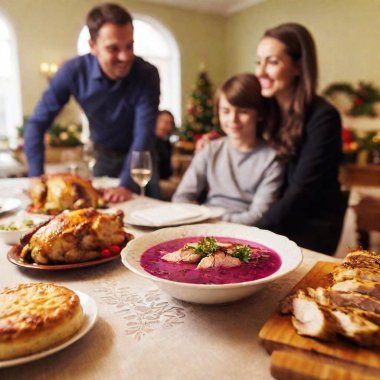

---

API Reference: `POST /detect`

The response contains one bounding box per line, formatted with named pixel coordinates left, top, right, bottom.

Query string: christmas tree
left=178, top=67, right=220, bottom=142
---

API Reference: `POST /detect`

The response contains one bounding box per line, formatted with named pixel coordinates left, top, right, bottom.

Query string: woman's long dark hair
left=263, top=23, right=318, bottom=160
left=214, top=73, right=273, bottom=140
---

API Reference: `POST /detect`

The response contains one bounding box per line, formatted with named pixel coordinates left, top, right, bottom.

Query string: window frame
left=0, top=13, right=22, bottom=148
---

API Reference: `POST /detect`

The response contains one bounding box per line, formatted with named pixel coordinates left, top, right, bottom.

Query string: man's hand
left=28, top=176, right=43, bottom=197
left=102, top=186, right=133, bottom=203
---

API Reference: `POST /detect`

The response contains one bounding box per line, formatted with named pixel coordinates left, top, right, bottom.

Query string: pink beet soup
left=140, top=236, right=282, bottom=285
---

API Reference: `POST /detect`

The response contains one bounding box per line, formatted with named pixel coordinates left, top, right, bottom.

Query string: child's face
left=218, top=93, right=257, bottom=143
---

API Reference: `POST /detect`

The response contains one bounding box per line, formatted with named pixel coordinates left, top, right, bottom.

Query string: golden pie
left=0, top=283, right=84, bottom=360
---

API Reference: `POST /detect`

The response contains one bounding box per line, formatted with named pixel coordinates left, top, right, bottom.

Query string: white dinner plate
left=124, top=203, right=216, bottom=227
left=0, top=197, right=21, bottom=215
left=0, top=291, right=97, bottom=368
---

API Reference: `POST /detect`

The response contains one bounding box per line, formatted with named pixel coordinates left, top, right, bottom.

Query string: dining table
left=0, top=177, right=340, bottom=380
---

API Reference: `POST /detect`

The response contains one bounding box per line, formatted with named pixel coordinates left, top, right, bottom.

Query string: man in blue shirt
left=24, top=3, right=160, bottom=202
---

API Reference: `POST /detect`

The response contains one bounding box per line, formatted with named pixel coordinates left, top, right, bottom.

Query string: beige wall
left=1, top=0, right=380, bottom=122
left=226, top=0, right=380, bottom=93
left=0, top=0, right=226, bottom=119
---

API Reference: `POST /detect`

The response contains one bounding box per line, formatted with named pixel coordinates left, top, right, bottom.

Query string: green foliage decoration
left=323, top=81, right=380, bottom=117
left=177, top=67, right=221, bottom=142
left=18, top=117, right=82, bottom=147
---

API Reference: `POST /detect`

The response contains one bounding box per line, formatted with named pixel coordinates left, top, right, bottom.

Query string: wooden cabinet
left=339, top=164, right=380, bottom=187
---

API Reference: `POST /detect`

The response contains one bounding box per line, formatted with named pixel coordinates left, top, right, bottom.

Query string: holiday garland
left=18, top=118, right=83, bottom=148
left=323, top=81, right=380, bottom=117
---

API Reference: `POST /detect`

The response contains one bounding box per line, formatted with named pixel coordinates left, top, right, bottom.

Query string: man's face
left=89, top=22, right=134, bottom=80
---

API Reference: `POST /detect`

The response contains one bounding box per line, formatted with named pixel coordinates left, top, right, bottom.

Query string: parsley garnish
left=185, top=237, right=219, bottom=258
left=231, top=245, right=252, bottom=263
left=184, top=238, right=252, bottom=263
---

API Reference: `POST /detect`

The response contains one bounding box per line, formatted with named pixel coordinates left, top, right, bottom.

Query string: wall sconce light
left=40, top=62, right=59, bottom=80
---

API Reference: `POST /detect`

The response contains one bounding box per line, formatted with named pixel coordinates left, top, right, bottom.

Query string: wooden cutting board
left=259, top=261, right=380, bottom=380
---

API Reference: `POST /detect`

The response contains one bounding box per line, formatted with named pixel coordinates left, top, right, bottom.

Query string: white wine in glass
left=83, top=140, right=96, bottom=178
left=130, top=151, right=152, bottom=196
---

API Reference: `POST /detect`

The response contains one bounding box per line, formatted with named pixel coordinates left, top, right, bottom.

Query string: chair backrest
left=353, top=196, right=380, bottom=233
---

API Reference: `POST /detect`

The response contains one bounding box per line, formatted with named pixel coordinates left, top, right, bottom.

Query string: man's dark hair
left=87, top=3, right=133, bottom=40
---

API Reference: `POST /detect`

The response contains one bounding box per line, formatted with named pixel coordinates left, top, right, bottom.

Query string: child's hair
left=214, top=73, right=268, bottom=138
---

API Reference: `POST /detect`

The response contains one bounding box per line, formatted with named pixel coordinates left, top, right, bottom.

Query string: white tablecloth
left=0, top=178, right=339, bottom=380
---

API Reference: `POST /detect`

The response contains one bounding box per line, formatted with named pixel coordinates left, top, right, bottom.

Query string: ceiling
left=141, top=0, right=264, bottom=15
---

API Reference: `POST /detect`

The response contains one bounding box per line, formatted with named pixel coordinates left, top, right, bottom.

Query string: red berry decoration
left=101, top=248, right=111, bottom=258
left=110, top=245, right=121, bottom=255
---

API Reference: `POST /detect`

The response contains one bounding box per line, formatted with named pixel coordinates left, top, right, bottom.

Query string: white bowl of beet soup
left=121, top=223, right=302, bottom=304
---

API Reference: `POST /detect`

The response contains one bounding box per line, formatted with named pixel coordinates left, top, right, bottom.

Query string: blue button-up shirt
left=24, top=54, right=160, bottom=189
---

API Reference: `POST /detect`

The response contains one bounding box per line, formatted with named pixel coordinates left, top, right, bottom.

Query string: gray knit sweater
left=172, top=137, right=285, bottom=225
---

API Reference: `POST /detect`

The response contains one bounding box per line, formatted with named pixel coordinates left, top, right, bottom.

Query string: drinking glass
left=61, top=149, right=80, bottom=175
left=83, top=141, right=96, bottom=179
left=130, top=150, right=152, bottom=197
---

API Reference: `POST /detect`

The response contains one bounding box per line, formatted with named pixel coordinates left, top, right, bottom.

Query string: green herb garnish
left=23, top=219, right=35, bottom=227
left=184, top=237, right=219, bottom=258
left=231, top=245, right=252, bottom=263
left=0, top=219, right=35, bottom=231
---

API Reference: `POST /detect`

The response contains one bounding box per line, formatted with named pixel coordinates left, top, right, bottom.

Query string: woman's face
left=255, top=37, right=300, bottom=104
left=218, top=93, right=257, bottom=146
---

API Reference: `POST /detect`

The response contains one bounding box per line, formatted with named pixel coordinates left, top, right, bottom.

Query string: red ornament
left=342, top=128, right=354, bottom=144
left=353, top=97, right=364, bottom=106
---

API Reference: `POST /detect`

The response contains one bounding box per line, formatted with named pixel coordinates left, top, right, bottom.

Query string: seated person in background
left=155, top=110, right=175, bottom=179
left=172, top=73, right=285, bottom=225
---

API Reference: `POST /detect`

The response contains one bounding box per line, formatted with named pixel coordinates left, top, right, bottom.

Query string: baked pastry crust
left=0, top=283, right=84, bottom=360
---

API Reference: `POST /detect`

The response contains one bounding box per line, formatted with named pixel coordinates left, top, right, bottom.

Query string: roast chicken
left=28, top=173, right=101, bottom=215
left=19, top=208, right=132, bottom=264
left=281, top=249, right=380, bottom=347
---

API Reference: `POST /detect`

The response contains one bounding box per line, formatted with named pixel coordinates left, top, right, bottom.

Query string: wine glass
left=61, top=149, right=80, bottom=175
left=83, top=140, right=96, bottom=179
left=130, top=151, right=152, bottom=197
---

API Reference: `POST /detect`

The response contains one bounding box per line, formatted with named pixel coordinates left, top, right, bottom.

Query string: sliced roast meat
left=332, top=265, right=380, bottom=284
left=196, top=252, right=241, bottom=269
left=331, top=280, right=380, bottom=299
left=162, top=248, right=201, bottom=263
left=344, top=250, right=380, bottom=270
left=331, top=309, right=380, bottom=347
left=291, top=290, right=339, bottom=341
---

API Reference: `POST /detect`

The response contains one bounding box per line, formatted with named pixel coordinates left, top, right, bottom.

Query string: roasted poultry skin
left=19, top=208, right=131, bottom=264
left=29, top=173, right=100, bottom=215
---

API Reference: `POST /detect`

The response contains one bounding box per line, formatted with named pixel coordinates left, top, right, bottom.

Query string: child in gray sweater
left=172, top=73, right=284, bottom=225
